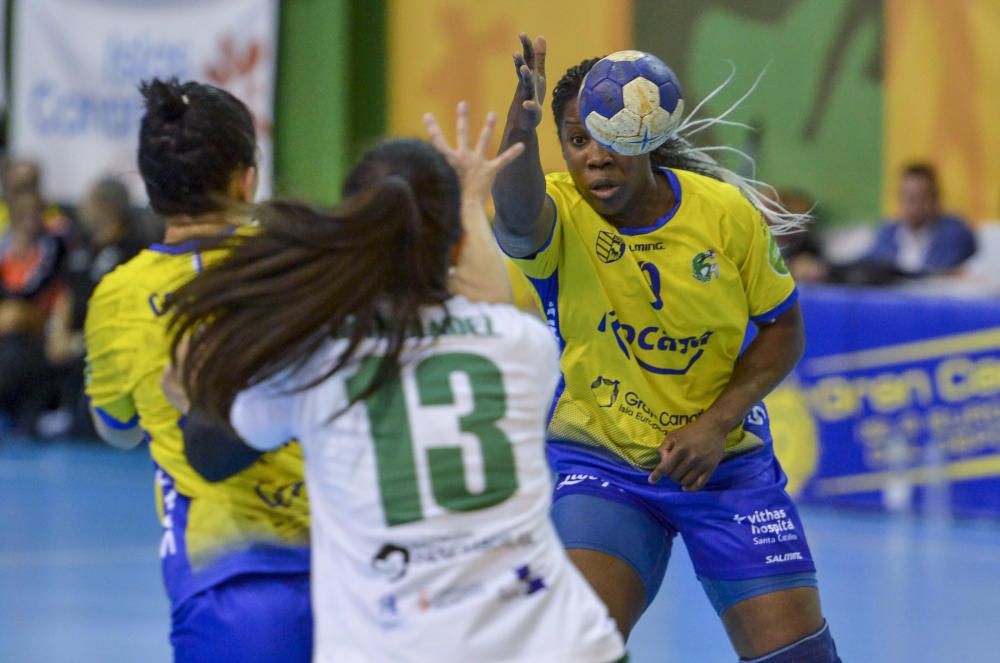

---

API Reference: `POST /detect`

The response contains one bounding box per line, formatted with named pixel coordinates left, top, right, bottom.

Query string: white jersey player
left=231, top=298, right=624, bottom=663
left=164, top=112, right=625, bottom=662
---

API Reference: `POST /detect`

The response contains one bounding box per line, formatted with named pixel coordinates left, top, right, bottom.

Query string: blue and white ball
left=578, top=50, right=684, bottom=156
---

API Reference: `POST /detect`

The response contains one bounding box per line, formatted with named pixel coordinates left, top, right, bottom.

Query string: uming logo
left=596, top=230, right=626, bottom=264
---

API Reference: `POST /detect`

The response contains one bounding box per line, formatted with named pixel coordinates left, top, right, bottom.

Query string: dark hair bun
left=141, top=78, right=189, bottom=122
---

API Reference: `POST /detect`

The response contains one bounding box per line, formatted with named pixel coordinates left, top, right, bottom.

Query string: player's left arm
left=650, top=204, right=802, bottom=491
left=424, top=102, right=524, bottom=304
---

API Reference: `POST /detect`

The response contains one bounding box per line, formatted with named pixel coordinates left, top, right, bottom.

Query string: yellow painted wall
left=387, top=0, right=633, bottom=174
left=884, top=0, right=1000, bottom=222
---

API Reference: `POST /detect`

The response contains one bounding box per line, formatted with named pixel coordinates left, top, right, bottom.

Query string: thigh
left=551, top=488, right=673, bottom=639
left=672, top=456, right=816, bottom=584
left=171, top=572, right=313, bottom=663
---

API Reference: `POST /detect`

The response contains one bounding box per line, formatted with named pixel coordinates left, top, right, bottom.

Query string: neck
left=162, top=212, right=237, bottom=244
left=607, top=170, right=674, bottom=229
left=904, top=215, right=935, bottom=232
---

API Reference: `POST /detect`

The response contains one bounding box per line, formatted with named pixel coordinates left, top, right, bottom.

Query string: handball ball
left=578, top=50, right=684, bottom=156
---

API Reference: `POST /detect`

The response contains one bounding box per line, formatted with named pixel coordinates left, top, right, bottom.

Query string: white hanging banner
left=11, top=0, right=278, bottom=204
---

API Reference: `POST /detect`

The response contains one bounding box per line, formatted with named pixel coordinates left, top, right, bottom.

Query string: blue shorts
left=549, top=414, right=816, bottom=612
left=170, top=572, right=313, bottom=663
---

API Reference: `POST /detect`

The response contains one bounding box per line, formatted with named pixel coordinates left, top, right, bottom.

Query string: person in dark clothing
left=0, top=191, right=70, bottom=435
left=50, top=178, right=146, bottom=438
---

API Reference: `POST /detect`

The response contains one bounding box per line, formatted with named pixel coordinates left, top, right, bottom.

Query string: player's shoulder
left=544, top=171, right=589, bottom=214
left=90, top=250, right=156, bottom=303
left=671, top=168, right=763, bottom=248
left=447, top=296, right=553, bottom=348
left=672, top=168, right=751, bottom=214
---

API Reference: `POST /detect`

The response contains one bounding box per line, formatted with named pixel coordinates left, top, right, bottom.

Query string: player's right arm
left=492, top=33, right=556, bottom=258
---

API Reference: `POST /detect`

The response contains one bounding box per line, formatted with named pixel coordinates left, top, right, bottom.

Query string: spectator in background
left=0, top=191, right=73, bottom=436
left=53, top=177, right=146, bottom=437
left=0, top=160, right=72, bottom=237
left=860, top=164, right=976, bottom=277
left=67, top=177, right=145, bottom=327
left=769, top=188, right=829, bottom=283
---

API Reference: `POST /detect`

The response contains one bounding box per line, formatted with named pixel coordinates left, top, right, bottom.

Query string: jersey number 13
left=347, top=353, right=519, bottom=527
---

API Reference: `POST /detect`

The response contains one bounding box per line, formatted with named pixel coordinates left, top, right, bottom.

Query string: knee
left=740, top=621, right=841, bottom=663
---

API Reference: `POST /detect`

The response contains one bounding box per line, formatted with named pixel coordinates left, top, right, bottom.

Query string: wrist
left=699, top=405, right=742, bottom=436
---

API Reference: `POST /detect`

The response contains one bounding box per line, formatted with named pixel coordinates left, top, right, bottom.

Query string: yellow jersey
left=84, top=233, right=310, bottom=605
left=509, top=168, right=797, bottom=469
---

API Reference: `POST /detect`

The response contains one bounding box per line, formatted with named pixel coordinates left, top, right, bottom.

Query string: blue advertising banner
left=768, top=286, right=1000, bottom=518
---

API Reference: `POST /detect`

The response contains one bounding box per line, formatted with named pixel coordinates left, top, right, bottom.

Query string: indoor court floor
left=2, top=440, right=998, bottom=662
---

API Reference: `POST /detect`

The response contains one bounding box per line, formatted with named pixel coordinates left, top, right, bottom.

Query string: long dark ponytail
left=166, top=138, right=461, bottom=426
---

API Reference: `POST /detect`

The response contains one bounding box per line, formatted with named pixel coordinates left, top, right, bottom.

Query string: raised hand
left=424, top=101, right=525, bottom=205
left=511, top=33, right=547, bottom=132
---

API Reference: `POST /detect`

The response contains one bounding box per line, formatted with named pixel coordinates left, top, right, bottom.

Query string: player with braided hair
left=493, top=35, right=840, bottom=662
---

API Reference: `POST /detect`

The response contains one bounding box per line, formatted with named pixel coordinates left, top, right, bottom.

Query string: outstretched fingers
left=489, top=142, right=525, bottom=172
left=475, top=112, right=497, bottom=156
left=423, top=112, right=453, bottom=159
left=455, top=101, right=469, bottom=153
left=533, top=35, right=547, bottom=81
left=519, top=33, right=534, bottom=67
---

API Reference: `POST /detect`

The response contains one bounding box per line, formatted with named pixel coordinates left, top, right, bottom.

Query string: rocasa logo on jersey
left=596, top=230, right=626, bottom=264
left=597, top=310, right=714, bottom=375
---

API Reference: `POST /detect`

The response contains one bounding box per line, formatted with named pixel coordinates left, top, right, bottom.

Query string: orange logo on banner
left=884, top=0, right=1000, bottom=221
left=388, top=0, right=633, bottom=175
left=204, top=36, right=273, bottom=136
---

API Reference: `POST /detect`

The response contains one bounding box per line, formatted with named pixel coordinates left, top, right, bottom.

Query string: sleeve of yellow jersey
left=83, top=274, right=141, bottom=428
left=503, top=175, right=571, bottom=281
left=734, top=201, right=798, bottom=324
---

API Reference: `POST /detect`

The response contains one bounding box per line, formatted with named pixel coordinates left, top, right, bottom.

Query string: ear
left=232, top=166, right=258, bottom=204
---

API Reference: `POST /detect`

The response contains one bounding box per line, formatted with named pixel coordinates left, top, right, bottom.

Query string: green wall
left=636, top=0, right=883, bottom=225
left=274, top=0, right=350, bottom=205
left=274, top=0, right=387, bottom=205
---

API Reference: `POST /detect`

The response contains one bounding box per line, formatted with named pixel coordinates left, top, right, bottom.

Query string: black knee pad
left=741, top=621, right=840, bottom=662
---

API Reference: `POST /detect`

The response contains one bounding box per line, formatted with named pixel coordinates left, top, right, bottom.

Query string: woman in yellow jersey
left=84, top=79, right=314, bottom=662
left=492, top=36, right=840, bottom=662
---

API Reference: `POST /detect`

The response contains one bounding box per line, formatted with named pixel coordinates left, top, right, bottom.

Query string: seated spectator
left=859, top=163, right=976, bottom=277
left=0, top=191, right=73, bottom=436
left=770, top=188, right=829, bottom=283
left=0, top=160, right=72, bottom=238
left=54, top=177, right=146, bottom=438
left=67, top=177, right=145, bottom=326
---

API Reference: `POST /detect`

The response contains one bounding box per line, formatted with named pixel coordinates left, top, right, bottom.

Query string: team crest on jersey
left=590, top=376, right=620, bottom=407
left=692, top=250, right=719, bottom=282
left=768, top=234, right=790, bottom=276
left=596, top=230, right=626, bottom=264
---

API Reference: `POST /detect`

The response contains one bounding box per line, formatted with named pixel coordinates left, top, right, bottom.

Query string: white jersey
left=231, top=297, right=624, bottom=663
